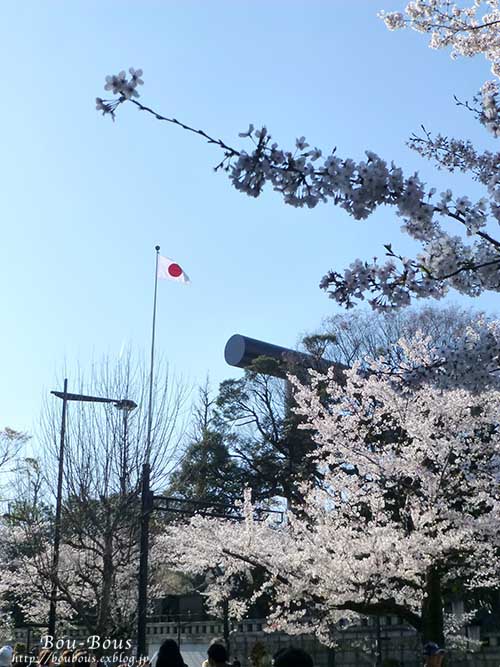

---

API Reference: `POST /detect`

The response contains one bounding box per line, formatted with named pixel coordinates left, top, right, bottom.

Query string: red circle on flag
left=168, top=263, right=183, bottom=278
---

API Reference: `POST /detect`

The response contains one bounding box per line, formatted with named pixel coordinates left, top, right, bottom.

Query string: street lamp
left=47, top=379, right=137, bottom=640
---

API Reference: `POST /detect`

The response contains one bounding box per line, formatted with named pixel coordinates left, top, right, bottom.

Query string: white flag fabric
left=157, top=255, right=190, bottom=284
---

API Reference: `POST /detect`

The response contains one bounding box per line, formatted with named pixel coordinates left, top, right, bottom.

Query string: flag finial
left=155, top=245, right=160, bottom=252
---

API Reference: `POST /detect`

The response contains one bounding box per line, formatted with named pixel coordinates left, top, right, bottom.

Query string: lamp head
left=114, top=399, right=137, bottom=411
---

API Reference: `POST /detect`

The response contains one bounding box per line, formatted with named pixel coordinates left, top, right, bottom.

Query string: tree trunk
left=421, top=566, right=444, bottom=647
left=96, top=531, right=114, bottom=649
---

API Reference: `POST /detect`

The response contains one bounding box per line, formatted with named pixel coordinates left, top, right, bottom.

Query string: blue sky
left=1, top=1, right=498, bottom=440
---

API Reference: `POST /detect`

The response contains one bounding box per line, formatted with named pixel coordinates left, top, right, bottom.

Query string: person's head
left=273, top=648, right=314, bottom=667
left=0, top=646, right=13, bottom=667
left=207, top=644, right=227, bottom=666
left=423, top=643, right=445, bottom=667
left=156, top=639, right=184, bottom=667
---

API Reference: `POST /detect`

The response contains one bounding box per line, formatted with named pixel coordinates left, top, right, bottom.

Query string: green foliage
left=167, top=428, right=247, bottom=505
left=216, top=364, right=318, bottom=504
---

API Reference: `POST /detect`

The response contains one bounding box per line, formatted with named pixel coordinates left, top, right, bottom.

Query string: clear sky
left=1, top=1, right=498, bottom=442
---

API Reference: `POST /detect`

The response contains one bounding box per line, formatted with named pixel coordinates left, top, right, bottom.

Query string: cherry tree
left=0, top=355, right=189, bottom=641
left=0, top=428, right=29, bottom=494
left=0, top=517, right=179, bottom=640
left=156, top=332, right=500, bottom=648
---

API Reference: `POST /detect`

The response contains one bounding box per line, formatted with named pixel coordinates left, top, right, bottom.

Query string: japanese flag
left=157, top=255, right=191, bottom=285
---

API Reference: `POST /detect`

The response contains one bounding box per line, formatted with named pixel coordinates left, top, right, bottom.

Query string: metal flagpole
left=137, top=245, right=160, bottom=659
left=147, top=245, right=160, bottom=464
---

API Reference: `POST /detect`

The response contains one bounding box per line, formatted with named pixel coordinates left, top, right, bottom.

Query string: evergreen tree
left=167, top=380, right=247, bottom=505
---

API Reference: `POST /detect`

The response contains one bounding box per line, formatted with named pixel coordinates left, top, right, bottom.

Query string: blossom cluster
left=96, top=68, right=144, bottom=118
left=380, top=1, right=500, bottom=78
left=363, top=320, right=500, bottom=393
left=444, top=609, right=483, bottom=652
left=408, top=129, right=495, bottom=181
left=479, top=79, right=500, bottom=136
left=226, top=131, right=500, bottom=309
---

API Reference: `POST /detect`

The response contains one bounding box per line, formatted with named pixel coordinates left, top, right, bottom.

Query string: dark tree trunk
left=96, top=530, right=114, bottom=651
left=421, top=566, right=444, bottom=647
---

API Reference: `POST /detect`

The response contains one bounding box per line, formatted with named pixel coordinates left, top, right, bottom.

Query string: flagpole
left=137, top=244, right=160, bottom=659
left=147, top=244, right=160, bottom=462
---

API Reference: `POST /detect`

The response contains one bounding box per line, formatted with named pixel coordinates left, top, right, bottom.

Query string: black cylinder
left=225, top=334, right=313, bottom=371
left=224, top=334, right=346, bottom=381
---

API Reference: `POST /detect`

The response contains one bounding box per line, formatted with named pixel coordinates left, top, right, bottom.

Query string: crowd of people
left=149, top=638, right=312, bottom=667
left=0, top=640, right=314, bottom=667
left=0, top=638, right=446, bottom=666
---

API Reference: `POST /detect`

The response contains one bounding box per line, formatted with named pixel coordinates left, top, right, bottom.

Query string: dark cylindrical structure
left=224, top=334, right=346, bottom=382
left=224, top=334, right=317, bottom=376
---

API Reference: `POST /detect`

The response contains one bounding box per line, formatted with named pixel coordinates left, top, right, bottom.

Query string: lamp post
left=137, top=461, right=154, bottom=658
left=47, top=380, right=137, bottom=639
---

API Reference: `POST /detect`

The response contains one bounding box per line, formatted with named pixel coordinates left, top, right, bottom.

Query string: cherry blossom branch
left=96, top=67, right=500, bottom=310
left=128, top=99, right=242, bottom=160
left=380, top=2, right=500, bottom=78
left=432, top=256, right=500, bottom=281
left=336, top=599, right=422, bottom=632
left=222, top=547, right=423, bottom=630
left=408, top=129, right=490, bottom=181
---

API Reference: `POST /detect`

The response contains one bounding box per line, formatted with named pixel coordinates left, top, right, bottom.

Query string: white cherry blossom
left=380, top=2, right=500, bottom=79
